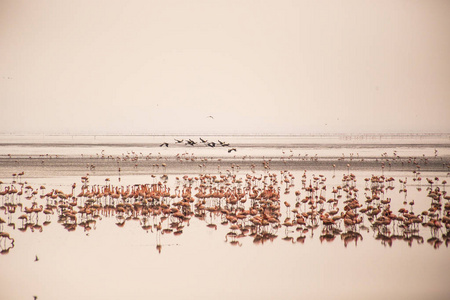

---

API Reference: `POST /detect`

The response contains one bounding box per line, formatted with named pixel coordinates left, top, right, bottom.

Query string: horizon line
left=1, top=132, right=449, bottom=137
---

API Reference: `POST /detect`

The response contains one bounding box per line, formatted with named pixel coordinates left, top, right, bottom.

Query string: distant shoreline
left=1, top=155, right=449, bottom=178
left=0, top=133, right=449, bottom=138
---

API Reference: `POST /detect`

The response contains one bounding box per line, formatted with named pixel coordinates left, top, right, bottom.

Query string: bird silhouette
left=186, top=139, right=196, bottom=146
left=218, top=140, right=230, bottom=147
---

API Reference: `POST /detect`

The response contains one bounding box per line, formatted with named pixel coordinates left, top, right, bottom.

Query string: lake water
left=1, top=134, right=449, bottom=300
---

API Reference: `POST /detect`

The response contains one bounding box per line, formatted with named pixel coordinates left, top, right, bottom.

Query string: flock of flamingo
left=1, top=154, right=450, bottom=254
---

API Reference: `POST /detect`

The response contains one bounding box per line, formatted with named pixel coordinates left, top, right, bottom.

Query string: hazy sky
left=1, top=0, right=449, bottom=135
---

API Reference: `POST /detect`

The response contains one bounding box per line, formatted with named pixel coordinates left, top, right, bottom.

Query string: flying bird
left=218, top=140, right=230, bottom=147
left=207, top=115, right=214, bottom=119
left=174, top=139, right=184, bottom=143
left=228, top=148, right=237, bottom=153
left=160, top=142, right=169, bottom=147
left=186, top=139, right=197, bottom=146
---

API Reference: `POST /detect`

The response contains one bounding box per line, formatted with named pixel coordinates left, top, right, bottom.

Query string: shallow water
left=1, top=134, right=450, bottom=300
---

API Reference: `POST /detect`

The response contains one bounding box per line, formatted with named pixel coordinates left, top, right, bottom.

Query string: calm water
left=1, top=134, right=449, bottom=300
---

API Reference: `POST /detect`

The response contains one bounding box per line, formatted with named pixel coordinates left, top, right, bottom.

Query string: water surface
left=1, top=134, right=449, bottom=300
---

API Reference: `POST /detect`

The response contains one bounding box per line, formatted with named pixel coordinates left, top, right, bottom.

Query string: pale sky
left=1, top=0, right=449, bottom=135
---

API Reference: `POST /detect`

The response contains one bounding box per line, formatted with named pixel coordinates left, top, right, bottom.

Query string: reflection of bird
left=160, top=143, right=169, bottom=147
left=228, top=148, right=237, bottom=153
left=35, top=255, right=39, bottom=262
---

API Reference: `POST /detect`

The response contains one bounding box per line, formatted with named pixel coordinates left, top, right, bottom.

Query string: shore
left=0, top=154, right=449, bottom=178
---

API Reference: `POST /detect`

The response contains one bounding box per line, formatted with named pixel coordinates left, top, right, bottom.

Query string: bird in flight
left=174, top=139, right=183, bottom=143
left=218, top=140, right=230, bottom=147
left=35, top=255, right=39, bottom=262
left=160, top=142, right=169, bottom=147
left=207, top=115, right=214, bottom=119
left=186, top=139, right=197, bottom=146
left=228, top=148, right=237, bottom=153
